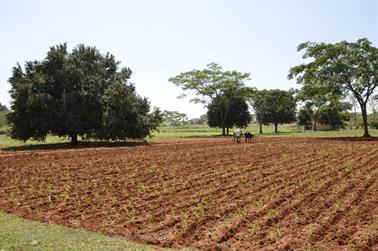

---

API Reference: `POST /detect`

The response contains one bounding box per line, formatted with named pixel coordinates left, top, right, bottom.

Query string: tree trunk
left=353, top=105, right=357, bottom=129
left=313, top=121, right=317, bottom=132
left=360, top=104, right=371, bottom=138
left=71, top=134, right=78, bottom=145
left=274, top=123, right=278, bottom=133
left=220, top=109, right=226, bottom=136
left=259, top=123, right=263, bottom=134
left=226, top=127, right=229, bottom=136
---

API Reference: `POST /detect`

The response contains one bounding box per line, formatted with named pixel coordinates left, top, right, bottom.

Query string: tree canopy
left=289, top=38, right=378, bottom=137
left=207, top=93, right=251, bottom=134
left=187, top=114, right=208, bottom=125
left=296, top=86, right=352, bottom=131
left=8, top=43, right=162, bottom=144
left=297, top=106, right=313, bottom=128
left=0, top=103, right=8, bottom=113
left=0, top=102, right=9, bottom=129
left=315, top=100, right=351, bottom=130
left=249, top=89, right=296, bottom=133
left=169, top=63, right=253, bottom=135
left=162, top=110, right=188, bottom=127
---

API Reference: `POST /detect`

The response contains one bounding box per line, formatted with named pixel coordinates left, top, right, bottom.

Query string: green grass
left=154, top=125, right=221, bottom=138
left=153, top=124, right=378, bottom=138
left=0, top=212, right=193, bottom=251
left=0, top=134, right=68, bottom=150
left=153, top=124, right=293, bottom=138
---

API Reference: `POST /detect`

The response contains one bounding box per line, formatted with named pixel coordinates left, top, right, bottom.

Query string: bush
left=0, top=112, right=8, bottom=127
left=370, top=121, right=378, bottom=129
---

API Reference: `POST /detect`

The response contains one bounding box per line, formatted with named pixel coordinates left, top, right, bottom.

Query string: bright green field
left=153, top=124, right=378, bottom=138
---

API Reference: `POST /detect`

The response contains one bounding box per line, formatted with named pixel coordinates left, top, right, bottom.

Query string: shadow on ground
left=316, top=136, right=378, bottom=142
left=177, top=131, right=296, bottom=138
left=1, top=140, right=153, bottom=152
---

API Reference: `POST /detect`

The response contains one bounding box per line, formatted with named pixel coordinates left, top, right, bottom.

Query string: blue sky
left=1, top=0, right=377, bottom=118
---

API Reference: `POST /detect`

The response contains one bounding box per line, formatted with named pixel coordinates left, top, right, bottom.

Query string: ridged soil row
left=209, top=149, right=377, bottom=250
left=261, top=150, right=378, bottom=250
left=128, top=144, right=321, bottom=223
left=311, top=168, right=378, bottom=250
left=169, top=150, right=357, bottom=249
left=143, top=148, right=352, bottom=237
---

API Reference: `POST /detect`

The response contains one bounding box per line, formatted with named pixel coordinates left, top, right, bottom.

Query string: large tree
left=188, top=114, right=208, bottom=125
left=207, top=92, right=251, bottom=135
left=289, top=38, right=378, bottom=138
left=169, top=63, right=253, bottom=135
left=249, top=89, right=296, bottom=133
left=0, top=103, right=8, bottom=112
left=370, top=95, right=378, bottom=124
left=316, top=98, right=351, bottom=130
left=8, top=43, right=162, bottom=144
left=248, top=90, right=270, bottom=134
left=297, top=102, right=313, bottom=129
left=162, top=110, right=188, bottom=127
left=296, top=85, right=352, bottom=131
left=265, top=89, right=297, bottom=133
left=0, top=102, right=9, bottom=129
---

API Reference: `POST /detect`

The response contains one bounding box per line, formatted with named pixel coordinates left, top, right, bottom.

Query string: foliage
left=289, top=38, right=378, bottom=137
left=369, top=121, right=378, bottom=129
left=169, top=62, right=252, bottom=103
left=249, top=90, right=271, bottom=128
left=369, top=95, right=378, bottom=123
left=8, top=44, right=162, bottom=144
left=297, top=104, right=313, bottom=127
left=169, top=63, right=253, bottom=135
left=207, top=93, right=251, bottom=133
left=187, top=114, right=208, bottom=125
left=315, top=99, right=351, bottom=129
left=250, top=89, right=296, bottom=133
left=0, top=102, right=9, bottom=112
left=162, top=110, right=188, bottom=127
left=0, top=103, right=9, bottom=129
left=266, top=89, right=297, bottom=132
left=298, top=96, right=352, bottom=130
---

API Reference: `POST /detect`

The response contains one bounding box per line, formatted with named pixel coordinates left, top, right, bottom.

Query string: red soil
left=1, top=137, right=377, bottom=250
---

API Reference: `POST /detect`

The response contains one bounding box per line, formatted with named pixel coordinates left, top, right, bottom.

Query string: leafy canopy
left=289, top=38, right=378, bottom=137
left=249, top=89, right=296, bottom=132
left=8, top=43, right=162, bottom=143
left=169, top=62, right=252, bottom=104
left=207, top=93, right=251, bottom=130
left=162, top=110, right=188, bottom=127
left=169, top=63, right=253, bottom=135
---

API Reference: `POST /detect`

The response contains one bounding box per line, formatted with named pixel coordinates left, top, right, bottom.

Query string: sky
left=0, top=0, right=377, bottom=118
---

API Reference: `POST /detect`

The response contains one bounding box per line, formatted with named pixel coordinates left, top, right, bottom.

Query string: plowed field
left=1, top=137, right=378, bottom=250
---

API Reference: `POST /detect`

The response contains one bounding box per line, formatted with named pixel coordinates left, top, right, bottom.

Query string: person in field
left=234, top=128, right=242, bottom=143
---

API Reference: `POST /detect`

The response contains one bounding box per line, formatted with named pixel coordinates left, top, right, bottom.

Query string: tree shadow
left=176, top=130, right=297, bottom=138
left=1, top=140, right=153, bottom=152
left=315, top=136, right=378, bottom=142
